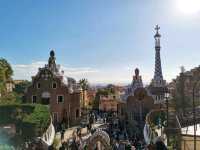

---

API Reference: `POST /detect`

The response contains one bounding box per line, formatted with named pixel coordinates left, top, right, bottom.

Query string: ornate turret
left=132, top=68, right=143, bottom=88
left=48, top=50, right=58, bottom=73
left=123, top=68, right=144, bottom=100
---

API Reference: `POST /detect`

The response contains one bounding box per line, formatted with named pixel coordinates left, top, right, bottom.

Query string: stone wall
left=181, top=135, right=200, bottom=150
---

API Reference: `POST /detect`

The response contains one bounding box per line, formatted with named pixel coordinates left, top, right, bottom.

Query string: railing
left=144, top=109, right=161, bottom=144
left=38, top=118, right=55, bottom=148
left=176, top=115, right=182, bottom=129
left=144, top=108, right=168, bottom=145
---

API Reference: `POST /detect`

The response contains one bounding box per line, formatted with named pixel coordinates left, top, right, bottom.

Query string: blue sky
left=1, top=0, right=200, bottom=84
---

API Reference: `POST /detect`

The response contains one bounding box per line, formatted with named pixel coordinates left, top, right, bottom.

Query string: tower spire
left=152, top=25, right=165, bottom=87
left=48, top=50, right=58, bottom=73
left=154, top=25, right=161, bottom=48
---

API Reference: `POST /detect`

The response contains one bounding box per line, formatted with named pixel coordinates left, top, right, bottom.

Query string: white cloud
left=12, top=61, right=176, bottom=85
left=60, top=66, right=99, bottom=75
left=12, top=61, right=100, bottom=83
left=12, top=61, right=133, bottom=84
left=12, top=61, right=46, bottom=80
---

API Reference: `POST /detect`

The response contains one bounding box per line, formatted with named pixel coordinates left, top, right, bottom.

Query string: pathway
left=54, top=122, right=105, bottom=148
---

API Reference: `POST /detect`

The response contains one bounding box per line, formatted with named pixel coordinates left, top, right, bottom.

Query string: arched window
left=52, top=82, right=57, bottom=89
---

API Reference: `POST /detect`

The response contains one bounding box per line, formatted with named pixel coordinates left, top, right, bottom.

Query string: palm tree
left=79, top=78, right=89, bottom=109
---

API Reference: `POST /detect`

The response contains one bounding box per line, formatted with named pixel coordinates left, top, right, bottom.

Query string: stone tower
left=150, top=25, right=167, bottom=104
left=152, top=25, right=166, bottom=87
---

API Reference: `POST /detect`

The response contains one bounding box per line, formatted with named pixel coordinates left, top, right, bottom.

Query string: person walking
left=155, top=137, right=167, bottom=150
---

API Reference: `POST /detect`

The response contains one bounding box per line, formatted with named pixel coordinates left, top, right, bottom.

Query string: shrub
left=0, top=144, right=14, bottom=150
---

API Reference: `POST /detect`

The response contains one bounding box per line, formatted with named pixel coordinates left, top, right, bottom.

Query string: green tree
left=0, top=58, right=13, bottom=80
left=14, top=80, right=31, bottom=95
left=79, top=78, right=89, bottom=108
left=0, top=58, right=13, bottom=96
left=0, top=58, right=24, bottom=104
left=0, top=92, right=21, bottom=104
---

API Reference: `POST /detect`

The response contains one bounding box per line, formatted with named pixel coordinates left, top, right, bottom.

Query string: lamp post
left=193, top=85, right=196, bottom=150
left=192, top=78, right=200, bottom=150
left=193, top=82, right=197, bottom=150
left=165, top=91, right=170, bottom=146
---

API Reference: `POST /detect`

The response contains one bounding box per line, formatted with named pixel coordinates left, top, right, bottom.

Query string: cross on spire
left=154, top=25, right=161, bottom=38
left=155, top=25, right=160, bottom=33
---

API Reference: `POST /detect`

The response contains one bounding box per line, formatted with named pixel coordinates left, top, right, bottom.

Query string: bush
left=0, top=104, right=51, bottom=146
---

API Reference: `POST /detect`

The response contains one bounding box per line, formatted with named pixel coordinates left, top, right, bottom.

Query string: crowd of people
left=50, top=110, right=168, bottom=150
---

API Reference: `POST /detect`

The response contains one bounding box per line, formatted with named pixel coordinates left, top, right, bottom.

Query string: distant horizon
left=10, top=52, right=195, bottom=85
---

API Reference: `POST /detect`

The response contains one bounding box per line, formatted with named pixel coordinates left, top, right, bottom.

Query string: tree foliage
left=0, top=58, right=13, bottom=95
left=79, top=78, right=89, bottom=108
left=0, top=92, right=22, bottom=104
left=0, top=104, right=51, bottom=147
left=79, top=78, right=89, bottom=91
left=0, top=58, right=13, bottom=81
left=14, top=80, right=31, bottom=95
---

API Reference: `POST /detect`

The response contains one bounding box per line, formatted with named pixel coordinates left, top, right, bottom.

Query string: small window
left=37, top=83, right=41, bottom=89
left=76, top=109, right=79, bottom=118
left=57, top=95, right=64, bottom=103
left=32, top=95, right=37, bottom=103
left=52, top=82, right=57, bottom=89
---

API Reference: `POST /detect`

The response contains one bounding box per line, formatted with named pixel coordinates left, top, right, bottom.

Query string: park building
left=148, top=25, right=168, bottom=105
left=170, top=66, right=200, bottom=103
left=25, top=50, right=82, bottom=126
